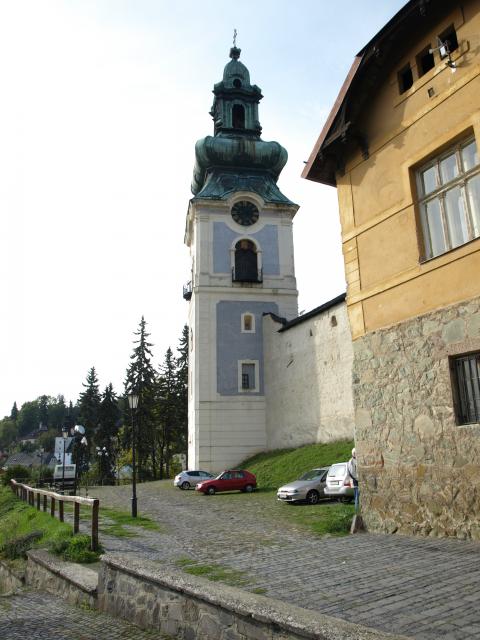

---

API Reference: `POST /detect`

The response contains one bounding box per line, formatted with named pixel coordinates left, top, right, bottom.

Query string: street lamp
left=128, top=392, right=139, bottom=517
left=72, top=425, right=87, bottom=496
left=96, top=446, right=108, bottom=485
left=61, top=426, right=69, bottom=494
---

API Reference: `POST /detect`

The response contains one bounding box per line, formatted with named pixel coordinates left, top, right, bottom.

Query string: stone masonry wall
left=354, top=296, right=480, bottom=539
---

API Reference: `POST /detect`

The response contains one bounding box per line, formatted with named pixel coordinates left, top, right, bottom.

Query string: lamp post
left=61, top=427, right=69, bottom=494
left=72, top=425, right=86, bottom=496
left=128, top=392, right=139, bottom=517
left=96, top=446, right=108, bottom=485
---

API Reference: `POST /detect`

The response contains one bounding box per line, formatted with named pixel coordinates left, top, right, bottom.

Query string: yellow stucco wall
left=337, top=0, right=480, bottom=338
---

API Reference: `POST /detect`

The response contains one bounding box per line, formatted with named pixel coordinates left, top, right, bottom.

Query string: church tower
left=184, top=44, right=299, bottom=471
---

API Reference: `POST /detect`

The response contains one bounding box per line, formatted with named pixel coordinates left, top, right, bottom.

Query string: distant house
left=2, top=450, right=55, bottom=470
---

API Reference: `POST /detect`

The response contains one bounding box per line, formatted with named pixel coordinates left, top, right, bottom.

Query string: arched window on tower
left=232, top=104, right=245, bottom=129
left=233, top=240, right=261, bottom=283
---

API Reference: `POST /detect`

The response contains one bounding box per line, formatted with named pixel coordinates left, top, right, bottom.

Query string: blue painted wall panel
left=216, top=300, right=278, bottom=396
left=213, top=222, right=280, bottom=275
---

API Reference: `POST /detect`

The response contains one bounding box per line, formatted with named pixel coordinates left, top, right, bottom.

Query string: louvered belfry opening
left=234, top=239, right=258, bottom=282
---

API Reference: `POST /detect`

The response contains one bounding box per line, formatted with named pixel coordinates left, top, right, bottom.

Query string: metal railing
left=10, top=479, right=100, bottom=551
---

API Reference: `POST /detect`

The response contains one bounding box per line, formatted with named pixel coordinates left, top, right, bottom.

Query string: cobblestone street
left=89, top=481, right=480, bottom=640
left=0, top=589, right=158, bottom=639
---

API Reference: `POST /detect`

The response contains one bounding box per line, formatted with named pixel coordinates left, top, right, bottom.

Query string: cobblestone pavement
left=0, top=589, right=160, bottom=639
left=88, top=482, right=480, bottom=640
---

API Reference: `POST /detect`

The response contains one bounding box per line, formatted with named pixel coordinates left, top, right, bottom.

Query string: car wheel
left=181, top=481, right=190, bottom=490
left=206, top=486, right=216, bottom=495
left=244, top=484, right=254, bottom=493
left=306, top=490, right=320, bottom=505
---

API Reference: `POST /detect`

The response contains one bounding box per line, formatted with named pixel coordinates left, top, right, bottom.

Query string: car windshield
left=299, top=470, right=323, bottom=481
left=328, top=464, right=346, bottom=478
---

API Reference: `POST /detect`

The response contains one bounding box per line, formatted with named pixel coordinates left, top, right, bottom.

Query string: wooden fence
left=10, top=479, right=100, bottom=551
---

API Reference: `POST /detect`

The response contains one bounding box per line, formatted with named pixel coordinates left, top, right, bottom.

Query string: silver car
left=277, top=467, right=329, bottom=505
left=174, top=470, right=214, bottom=490
left=324, top=462, right=354, bottom=502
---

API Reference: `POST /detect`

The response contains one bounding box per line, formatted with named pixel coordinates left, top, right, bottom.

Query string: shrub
left=2, top=465, right=31, bottom=486
left=1, top=530, right=43, bottom=559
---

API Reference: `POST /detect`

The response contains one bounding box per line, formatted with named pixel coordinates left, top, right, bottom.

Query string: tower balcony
left=232, top=266, right=263, bottom=284
left=183, top=281, right=192, bottom=301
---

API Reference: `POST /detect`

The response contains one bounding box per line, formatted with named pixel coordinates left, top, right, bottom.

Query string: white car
left=324, top=462, right=354, bottom=502
left=174, top=470, right=214, bottom=490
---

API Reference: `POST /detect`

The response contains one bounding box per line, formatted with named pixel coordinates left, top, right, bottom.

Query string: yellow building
left=304, top=0, right=480, bottom=538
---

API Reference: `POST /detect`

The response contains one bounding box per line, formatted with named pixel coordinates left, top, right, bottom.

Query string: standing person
left=348, top=447, right=359, bottom=511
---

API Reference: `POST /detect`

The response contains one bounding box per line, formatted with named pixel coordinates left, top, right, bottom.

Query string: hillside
left=240, top=440, right=354, bottom=491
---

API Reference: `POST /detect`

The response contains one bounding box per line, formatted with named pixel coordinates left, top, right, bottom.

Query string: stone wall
left=98, top=554, right=407, bottom=640
left=354, top=296, right=480, bottom=539
left=264, top=300, right=355, bottom=450
left=25, top=549, right=97, bottom=607
left=0, top=560, right=24, bottom=593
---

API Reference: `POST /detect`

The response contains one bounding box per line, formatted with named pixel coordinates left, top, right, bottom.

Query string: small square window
left=451, top=352, right=480, bottom=425
left=241, top=312, right=255, bottom=333
left=238, top=360, right=259, bottom=392
left=398, top=63, right=413, bottom=94
left=416, top=46, right=435, bottom=77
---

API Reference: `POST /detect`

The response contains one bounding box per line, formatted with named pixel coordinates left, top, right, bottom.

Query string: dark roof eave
left=278, top=293, right=346, bottom=332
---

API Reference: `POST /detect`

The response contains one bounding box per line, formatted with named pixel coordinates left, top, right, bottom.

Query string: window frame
left=450, top=351, right=480, bottom=426
left=237, top=359, right=259, bottom=393
left=241, top=312, right=256, bottom=333
left=416, top=136, right=480, bottom=261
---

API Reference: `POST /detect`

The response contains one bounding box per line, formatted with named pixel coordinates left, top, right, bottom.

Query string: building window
left=238, top=360, right=259, bottom=392
left=233, top=239, right=261, bottom=283
left=417, top=137, right=480, bottom=260
left=241, top=312, right=255, bottom=333
left=398, top=63, right=413, bottom=94
left=438, top=25, right=458, bottom=58
left=232, top=104, right=245, bottom=129
left=416, top=45, right=435, bottom=77
left=451, top=352, right=480, bottom=425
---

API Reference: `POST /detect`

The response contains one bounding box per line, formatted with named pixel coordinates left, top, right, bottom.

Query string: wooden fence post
left=36, top=493, right=40, bottom=510
left=74, top=503, right=80, bottom=534
left=59, top=501, right=64, bottom=523
left=91, top=499, right=99, bottom=551
left=50, top=497, right=55, bottom=518
left=43, top=494, right=47, bottom=512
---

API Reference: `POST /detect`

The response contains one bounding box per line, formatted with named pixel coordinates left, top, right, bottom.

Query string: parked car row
left=173, top=461, right=354, bottom=503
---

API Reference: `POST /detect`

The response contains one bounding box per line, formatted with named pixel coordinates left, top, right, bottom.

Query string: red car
left=195, top=469, right=257, bottom=495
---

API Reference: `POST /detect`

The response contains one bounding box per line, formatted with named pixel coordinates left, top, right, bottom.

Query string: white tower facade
left=184, top=46, right=298, bottom=471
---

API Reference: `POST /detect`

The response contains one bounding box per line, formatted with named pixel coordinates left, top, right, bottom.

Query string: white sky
left=0, top=0, right=406, bottom=417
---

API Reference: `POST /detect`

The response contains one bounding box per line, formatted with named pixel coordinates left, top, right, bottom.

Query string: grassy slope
left=240, top=439, right=354, bottom=490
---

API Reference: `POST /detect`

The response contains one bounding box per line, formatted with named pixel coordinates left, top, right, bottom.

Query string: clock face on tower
left=231, top=201, right=259, bottom=226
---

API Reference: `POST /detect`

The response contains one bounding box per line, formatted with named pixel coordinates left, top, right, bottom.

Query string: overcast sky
left=0, top=0, right=406, bottom=418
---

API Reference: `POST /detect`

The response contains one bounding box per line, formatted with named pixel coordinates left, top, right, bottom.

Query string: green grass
left=99, top=507, right=162, bottom=538
left=240, top=439, right=354, bottom=490
left=175, top=557, right=261, bottom=590
left=0, top=487, right=102, bottom=563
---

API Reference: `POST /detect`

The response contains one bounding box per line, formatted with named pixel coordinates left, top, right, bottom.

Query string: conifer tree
left=156, top=347, right=177, bottom=478
left=96, top=384, right=120, bottom=484
left=124, top=317, right=157, bottom=480
left=38, top=395, right=49, bottom=428
left=10, top=402, right=18, bottom=423
left=175, top=325, right=189, bottom=466
left=75, top=367, right=101, bottom=473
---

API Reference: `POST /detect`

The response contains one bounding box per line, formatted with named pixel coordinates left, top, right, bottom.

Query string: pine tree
left=124, top=317, right=158, bottom=480
left=77, top=367, right=101, bottom=432
left=96, top=384, right=120, bottom=484
left=38, top=395, right=49, bottom=429
left=156, top=348, right=177, bottom=478
left=175, top=325, right=189, bottom=466
left=10, top=402, right=18, bottom=423
left=75, top=367, right=101, bottom=473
